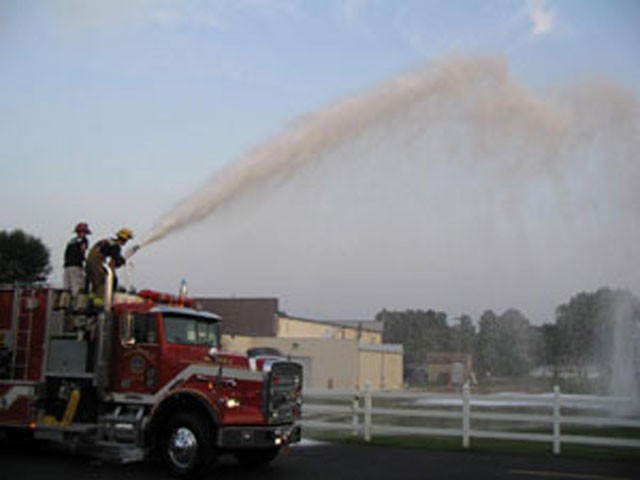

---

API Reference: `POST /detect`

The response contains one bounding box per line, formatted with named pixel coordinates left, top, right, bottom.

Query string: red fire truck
left=0, top=270, right=302, bottom=477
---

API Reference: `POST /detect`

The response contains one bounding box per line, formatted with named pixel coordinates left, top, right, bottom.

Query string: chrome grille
left=265, top=362, right=302, bottom=425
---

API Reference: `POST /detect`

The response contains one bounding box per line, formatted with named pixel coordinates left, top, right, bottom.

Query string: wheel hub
left=168, top=427, right=198, bottom=469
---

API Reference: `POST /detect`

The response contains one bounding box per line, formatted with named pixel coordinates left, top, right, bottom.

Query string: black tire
left=5, top=427, right=35, bottom=446
left=234, top=447, right=280, bottom=468
left=161, top=412, right=216, bottom=478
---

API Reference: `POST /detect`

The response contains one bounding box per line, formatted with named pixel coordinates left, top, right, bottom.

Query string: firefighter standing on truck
left=85, top=228, right=134, bottom=301
left=64, top=222, right=92, bottom=295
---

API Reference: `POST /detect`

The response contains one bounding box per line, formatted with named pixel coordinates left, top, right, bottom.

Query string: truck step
left=91, top=441, right=147, bottom=464
left=99, top=405, right=145, bottom=443
left=34, top=422, right=97, bottom=442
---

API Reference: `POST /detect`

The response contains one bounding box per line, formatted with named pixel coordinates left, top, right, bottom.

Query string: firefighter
left=85, top=228, right=134, bottom=301
left=63, top=222, right=92, bottom=295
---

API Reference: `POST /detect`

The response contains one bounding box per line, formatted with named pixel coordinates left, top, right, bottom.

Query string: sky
left=1, top=0, right=639, bottom=325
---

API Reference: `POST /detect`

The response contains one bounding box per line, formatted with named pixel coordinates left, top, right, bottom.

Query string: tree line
left=377, top=288, right=640, bottom=387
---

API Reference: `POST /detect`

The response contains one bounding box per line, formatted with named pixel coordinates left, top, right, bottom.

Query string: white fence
left=300, top=385, right=640, bottom=454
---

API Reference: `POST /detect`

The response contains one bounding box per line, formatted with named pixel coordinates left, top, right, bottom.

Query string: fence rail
left=299, top=385, right=640, bottom=454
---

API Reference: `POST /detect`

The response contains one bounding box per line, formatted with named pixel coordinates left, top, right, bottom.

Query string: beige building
left=196, top=298, right=403, bottom=391
left=223, top=334, right=403, bottom=391
left=277, top=315, right=382, bottom=345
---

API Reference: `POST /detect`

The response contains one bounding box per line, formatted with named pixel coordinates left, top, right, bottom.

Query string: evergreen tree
left=0, top=229, right=51, bottom=283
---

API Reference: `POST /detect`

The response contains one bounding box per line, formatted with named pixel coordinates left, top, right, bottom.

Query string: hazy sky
left=1, top=1, right=639, bottom=324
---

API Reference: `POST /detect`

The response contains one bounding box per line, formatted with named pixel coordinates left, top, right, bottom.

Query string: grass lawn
left=303, top=431, right=640, bottom=463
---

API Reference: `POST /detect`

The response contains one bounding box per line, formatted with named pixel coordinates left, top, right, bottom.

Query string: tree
left=498, top=309, right=533, bottom=376
left=476, top=310, right=500, bottom=377
left=0, top=229, right=51, bottom=283
left=379, top=308, right=451, bottom=385
left=451, top=314, right=476, bottom=355
left=476, top=309, right=533, bottom=377
left=555, top=288, right=640, bottom=380
left=531, top=323, right=558, bottom=378
left=555, top=291, right=599, bottom=376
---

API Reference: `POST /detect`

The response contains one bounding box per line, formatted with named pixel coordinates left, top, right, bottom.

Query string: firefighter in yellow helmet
left=85, top=228, right=134, bottom=299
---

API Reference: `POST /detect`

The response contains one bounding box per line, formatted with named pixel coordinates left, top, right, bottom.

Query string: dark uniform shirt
left=64, top=236, right=89, bottom=268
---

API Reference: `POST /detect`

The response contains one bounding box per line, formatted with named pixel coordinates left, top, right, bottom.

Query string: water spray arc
left=139, top=56, right=550, bottom=252
left=130, top=55, right=640, bottom=401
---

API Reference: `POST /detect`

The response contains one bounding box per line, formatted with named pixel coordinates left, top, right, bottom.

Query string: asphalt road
left=1, top=438, right=638, bottom=480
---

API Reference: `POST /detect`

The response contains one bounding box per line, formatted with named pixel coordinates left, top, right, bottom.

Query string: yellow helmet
left=116, top=228, right=134, bottom=241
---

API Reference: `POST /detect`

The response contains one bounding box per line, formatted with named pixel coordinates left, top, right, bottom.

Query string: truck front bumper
left=217, top=424, right=301, bottom=449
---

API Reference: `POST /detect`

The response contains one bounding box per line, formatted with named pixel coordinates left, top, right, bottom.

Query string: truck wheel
left=234, top=447, right=280, bottom=467
left=161, top=412, right=216, bottom=477
left=5, top=427, right=34, bottom=446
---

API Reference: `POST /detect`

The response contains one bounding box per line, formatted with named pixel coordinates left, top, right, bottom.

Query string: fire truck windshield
left=163, top=314, right=219, bottom=347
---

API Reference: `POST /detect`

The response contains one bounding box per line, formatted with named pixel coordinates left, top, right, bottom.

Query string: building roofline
left=278, top=314, right=383, bottom=333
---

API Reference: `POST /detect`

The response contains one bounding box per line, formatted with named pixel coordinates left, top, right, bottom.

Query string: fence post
left=462, top=381, right=471, bottom=448
left=351, top=391, right=360, bottom=436
left=553, top=385, right=561, bottom=455
left=364, top=382, right=372, bottom=442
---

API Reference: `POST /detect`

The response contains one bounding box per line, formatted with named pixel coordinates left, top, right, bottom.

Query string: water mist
left=131, top=55, right=639, bottom=402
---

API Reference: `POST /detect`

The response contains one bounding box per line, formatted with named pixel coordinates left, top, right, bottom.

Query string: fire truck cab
left=0, top=273, right=302, bottom=477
